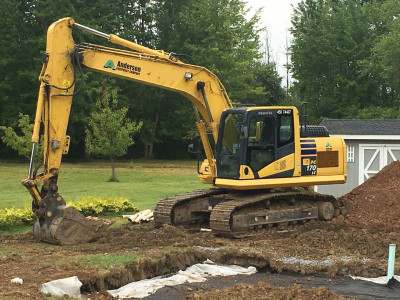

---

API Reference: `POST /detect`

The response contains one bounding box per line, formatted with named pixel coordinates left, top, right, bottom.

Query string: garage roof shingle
left=319, top=119, right=400, bottom=135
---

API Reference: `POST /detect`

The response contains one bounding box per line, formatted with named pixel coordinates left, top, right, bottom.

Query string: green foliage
left=0, top=113, right=43, bottom=160
left=355, top=107, right=400, bottom=120
left=86, top=87, right=142, bottom=180
left=251, top=62, right=286, bottom=106
left=0, top=207, right=35, bottom=228
left=362, top=0, right=400, bottom=107
left=174, top=0, right=263, bottom=103
left=86, top=88, right=142, bottom=158
left=291, top=0, right=371, bottom=121
left=67, top=196, right=139, bottom=216
left=0, top=195, right=138, bottom=228
left=0, top=0, right=42, bottom=131
left=1, top=0, right=283, bottom=161
left=290, top=0, right=400, bottom=122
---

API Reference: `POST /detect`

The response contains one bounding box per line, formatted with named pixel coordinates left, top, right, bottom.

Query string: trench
left=80, top=246, right=386, bottom=298
left=81, top=249, right=208, bottom=293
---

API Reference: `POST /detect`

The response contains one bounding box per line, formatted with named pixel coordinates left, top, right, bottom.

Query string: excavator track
left=210, top=190, right=340, bottom=238
left=154, top=188, right=228, bottom=229
left=154, top=188, right=343, bottom=237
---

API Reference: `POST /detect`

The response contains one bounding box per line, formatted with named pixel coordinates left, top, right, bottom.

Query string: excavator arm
left=22, top=17, right=231, bottom=245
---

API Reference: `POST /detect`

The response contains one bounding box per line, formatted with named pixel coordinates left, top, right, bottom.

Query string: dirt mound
left=185, top=282, right=353, bottom=300
left=340, top=160, right=400, bottom=231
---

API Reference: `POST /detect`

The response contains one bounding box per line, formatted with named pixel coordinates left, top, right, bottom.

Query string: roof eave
left=330, top=134, right=400, bottom=140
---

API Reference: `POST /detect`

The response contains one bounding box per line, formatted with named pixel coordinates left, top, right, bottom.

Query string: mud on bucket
left=33, top=205, right=107, bottom=246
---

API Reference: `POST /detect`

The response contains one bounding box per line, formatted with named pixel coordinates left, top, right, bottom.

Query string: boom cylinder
left=28, top=143, right=36, bottom=178
left=74, top=23, right=111, bottom=39
left=74, top=23, right=170, bottom=60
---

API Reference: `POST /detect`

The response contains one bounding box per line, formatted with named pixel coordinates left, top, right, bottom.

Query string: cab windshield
left=217, top=112, right=244, bottom=178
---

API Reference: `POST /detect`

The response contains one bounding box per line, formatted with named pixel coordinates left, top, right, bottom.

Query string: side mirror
left=240, top=126, right=249, bottom=140
left=188, top=144, right=200, bottom=154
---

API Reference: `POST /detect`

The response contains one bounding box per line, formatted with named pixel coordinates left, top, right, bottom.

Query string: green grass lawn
left=0, top=159, right=207, bottom=210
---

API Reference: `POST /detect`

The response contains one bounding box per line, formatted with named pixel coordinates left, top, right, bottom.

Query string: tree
left=248, top=62, right=286, bottom=106
left=85, top=87, right=142, bottom=182
left=176, top=0, right=262, bottom=103
left=362, top=0, right=400, bottom=109
left=0, top=0, right=42, bottom=133
left=0, top=113, right=43, bottom=160
left=0, top=0, right=288, bottom=161
left=290, top=0, right=375, bottom=122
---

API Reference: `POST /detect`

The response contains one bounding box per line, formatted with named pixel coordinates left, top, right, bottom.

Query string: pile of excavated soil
left=340, top=160, right=400, bottom=231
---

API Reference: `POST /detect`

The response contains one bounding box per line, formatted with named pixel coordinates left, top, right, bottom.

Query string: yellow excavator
left=22, top=17, right=346, bottom=245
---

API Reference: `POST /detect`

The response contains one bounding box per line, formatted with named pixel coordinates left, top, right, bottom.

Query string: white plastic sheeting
left=123, top=209, right=153, bottom=223
left=41, top=276, right=82, bottom=298
left=350, top=275, right=400, bottom=284
left=108, top=260, right=257, bottom=299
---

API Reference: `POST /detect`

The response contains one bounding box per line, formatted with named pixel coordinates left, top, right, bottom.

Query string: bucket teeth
left=33, top=185, right=107, bottom=245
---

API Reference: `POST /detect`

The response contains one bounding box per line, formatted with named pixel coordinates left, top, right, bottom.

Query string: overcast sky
left=246, top=0, right=302, bottom=84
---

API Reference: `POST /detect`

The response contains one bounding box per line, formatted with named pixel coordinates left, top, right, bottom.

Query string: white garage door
left=359, top=144, right=400, bottom=184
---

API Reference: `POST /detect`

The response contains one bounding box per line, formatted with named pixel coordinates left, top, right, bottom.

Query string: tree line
left=290, top=0, right=400, bottom=122
left=0, top=0, right=399, bottom=161
left=0, top=0, right=285, bottom=160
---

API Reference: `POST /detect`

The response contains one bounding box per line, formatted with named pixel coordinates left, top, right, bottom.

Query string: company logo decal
left=104, top=60, right=141, bottom=75
left=104, top=60, right=116, bottom=70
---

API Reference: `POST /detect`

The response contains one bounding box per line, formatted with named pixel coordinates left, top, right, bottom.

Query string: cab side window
left=278, top=114, right=293, bottom=147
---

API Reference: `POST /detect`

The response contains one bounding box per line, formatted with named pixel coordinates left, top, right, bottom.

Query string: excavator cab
left=216, top=107, right=295, bottom=180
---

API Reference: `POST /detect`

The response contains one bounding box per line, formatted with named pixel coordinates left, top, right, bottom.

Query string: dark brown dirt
left=185, top=282, right=353, bottom=300
left=340, top=160, right=400, bottom=231
left=2, top=161, right=400, bottom=299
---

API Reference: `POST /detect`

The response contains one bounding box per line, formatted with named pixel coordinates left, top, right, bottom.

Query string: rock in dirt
left=10, top=278, right=23, bottom=285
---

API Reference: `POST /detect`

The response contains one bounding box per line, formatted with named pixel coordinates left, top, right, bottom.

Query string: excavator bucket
left=33, top=184, right=107, bottom=245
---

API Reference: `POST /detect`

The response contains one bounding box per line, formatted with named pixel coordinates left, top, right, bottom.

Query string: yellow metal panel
left=313, top=137, right=346, bottom=176
left=246, top=106, right=297, bottom=111
left=199, top=159, right=214, bottom=184
left=42, top=17, right=76, bottom=171
left=292, top=108, right=302, bottom=177
left=196, top=121, right=216, bottom=176
left=215, top=175, right=346, bottom=190
left=257, top=153, right=295, bottom=178
left=239, top=165, right=255, bottom=179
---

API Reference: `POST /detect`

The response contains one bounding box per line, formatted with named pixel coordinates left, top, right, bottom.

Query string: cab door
left=247, top=115, right=276, bottom=173
left=246, top=110, right=295, bottom=178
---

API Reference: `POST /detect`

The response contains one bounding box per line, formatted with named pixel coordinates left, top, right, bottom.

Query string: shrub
left=0, top=207, right=35, bottom=228
left=0, top=196, right=138, bottom=228
left=67, top=196, right=139, bottom=216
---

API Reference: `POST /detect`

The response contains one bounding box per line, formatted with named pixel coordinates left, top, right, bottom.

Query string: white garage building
left=316, top=119, right=400, bottom=197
